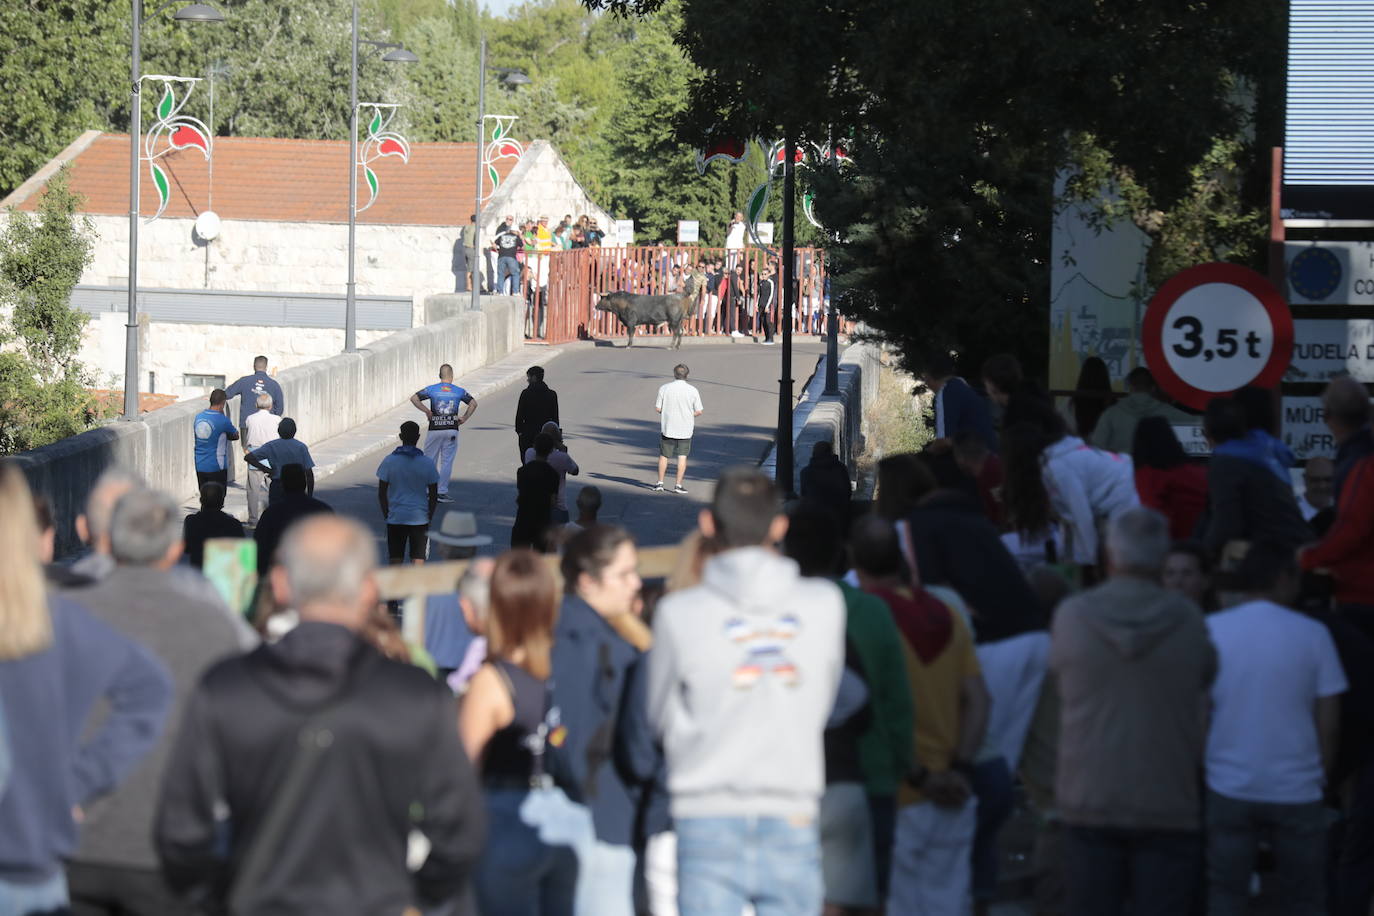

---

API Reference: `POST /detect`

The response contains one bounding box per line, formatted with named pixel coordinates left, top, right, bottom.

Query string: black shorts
left=196, top=469, right=228, bottom=487
left=386, top=524, right=429, bottom=562
left=660, top=436, right=692, bottom=458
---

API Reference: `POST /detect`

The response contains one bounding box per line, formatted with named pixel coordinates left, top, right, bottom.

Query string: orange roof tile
left=12, top=133, right=518, bottom=227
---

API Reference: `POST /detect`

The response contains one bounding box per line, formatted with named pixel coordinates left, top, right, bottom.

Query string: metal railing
left=525, top=245, right=833, bottom=345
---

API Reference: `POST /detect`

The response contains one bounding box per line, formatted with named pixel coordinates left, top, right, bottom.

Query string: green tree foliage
left=0, top=168, right=102, bottom=453
left=585, top=0, right=1287, bottom=376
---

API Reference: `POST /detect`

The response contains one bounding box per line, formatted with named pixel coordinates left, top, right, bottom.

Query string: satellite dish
left=194, top=210, right=221, bottom=241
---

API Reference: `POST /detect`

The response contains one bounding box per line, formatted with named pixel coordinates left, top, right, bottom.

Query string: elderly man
left=71, top=468, right=144, bottom=581
left=245, top=417, right=316, bottom=505
left=1051, top=507, right=1217, bottom=915
left=156, top=516, right=486, bottom=914
left=62, top=488, right=244, bottom=915
left=242, top=392, right=279, bottom=526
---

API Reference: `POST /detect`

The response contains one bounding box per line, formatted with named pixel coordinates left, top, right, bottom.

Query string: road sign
left=1286, top=318, right=1374, bottom=383
left=1142, top=262, right=1295, bottom=410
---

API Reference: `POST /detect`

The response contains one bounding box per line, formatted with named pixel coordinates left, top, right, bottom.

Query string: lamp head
left=173, top=3, right=224, bottom=22
left=383, top=47, right=419, bottom=63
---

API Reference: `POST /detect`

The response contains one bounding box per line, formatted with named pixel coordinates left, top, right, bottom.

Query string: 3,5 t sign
left=1142, top=263, right=1294, bottom=411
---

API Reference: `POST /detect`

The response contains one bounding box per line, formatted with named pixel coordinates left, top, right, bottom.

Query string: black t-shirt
left=516, top=461, right=559, bottom=513
left=495, top=228, right=524, bottom=258
left=183, top=510, right=246, bottom=568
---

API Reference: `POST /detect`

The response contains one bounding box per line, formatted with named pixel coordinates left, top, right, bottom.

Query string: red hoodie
left=1301, top=454, right=1374, bottom=605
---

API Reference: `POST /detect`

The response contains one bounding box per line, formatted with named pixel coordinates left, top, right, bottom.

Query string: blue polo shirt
left=416, top=383, right=473, bottom=431
left=193, top=409, right=237, bottom=472
left=376, top=445, right=440, bottom=525
left=248, top=438, right=315, bottom=479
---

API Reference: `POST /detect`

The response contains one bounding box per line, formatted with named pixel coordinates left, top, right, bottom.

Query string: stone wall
left=15, top=297, right=524, bottom=556
left=79, top=311, right=391, bottom=400
left=79, top=213, right=462, bottom=328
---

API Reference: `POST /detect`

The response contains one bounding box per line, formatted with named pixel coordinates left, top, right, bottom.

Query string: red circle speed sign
left=1141, top=262, right=1294, bottom=411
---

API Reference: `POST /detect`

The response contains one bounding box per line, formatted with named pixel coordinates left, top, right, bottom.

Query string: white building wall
left=480, top=141, right=614, bottom=239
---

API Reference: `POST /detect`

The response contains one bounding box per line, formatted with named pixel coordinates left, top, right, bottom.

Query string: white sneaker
left=652, top=481, right=665, bottom=491
left=730, top=330, right=745, bottom=338
left=760, top=340, right=776, bottom=346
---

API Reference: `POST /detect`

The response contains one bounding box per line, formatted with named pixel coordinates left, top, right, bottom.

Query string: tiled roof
left=7, top=133, right=518, bottom=227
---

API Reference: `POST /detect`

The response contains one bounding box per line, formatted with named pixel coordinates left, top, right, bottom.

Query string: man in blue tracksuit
left=554, top=525, right=658, bottom=916
left=409, top=364, right=478, bottom=503
left=224, top=356, right=284, bottom=435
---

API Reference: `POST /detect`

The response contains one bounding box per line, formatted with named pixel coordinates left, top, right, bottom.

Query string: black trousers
left=195, top=469, right=228, bottom=488
left=67, top=861, right=184, bottom=916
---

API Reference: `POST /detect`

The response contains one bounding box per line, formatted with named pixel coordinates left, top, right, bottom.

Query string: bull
left=595, top=272, right=704, bottom=349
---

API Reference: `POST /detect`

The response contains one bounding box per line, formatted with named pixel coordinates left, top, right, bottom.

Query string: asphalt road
left=314, top=338, right=826, bottom=555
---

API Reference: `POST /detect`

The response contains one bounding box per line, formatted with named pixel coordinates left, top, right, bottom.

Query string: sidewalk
left=189, top=343, right=574, bottom=523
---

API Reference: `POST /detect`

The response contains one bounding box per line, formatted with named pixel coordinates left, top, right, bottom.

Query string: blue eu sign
left=1289, top=247, right=1342, bottom=302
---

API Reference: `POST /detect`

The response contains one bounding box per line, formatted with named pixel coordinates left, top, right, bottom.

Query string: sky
left=480, top=0, right=525, bottom=18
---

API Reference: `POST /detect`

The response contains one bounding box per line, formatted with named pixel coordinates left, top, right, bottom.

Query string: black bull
left=595, top=274, right=704, bottom=349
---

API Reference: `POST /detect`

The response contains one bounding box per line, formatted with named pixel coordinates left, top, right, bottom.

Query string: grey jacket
left=62, top=567, right=243, bottom=869
left=648, top=547, right=846, bottom=820
left=1051, top=576, right=1216, bottom=832
left=1092, top=393, right=1196, bottom=455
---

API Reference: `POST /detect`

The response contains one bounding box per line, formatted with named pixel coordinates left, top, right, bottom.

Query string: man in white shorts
left=653, top=364, right=703, bottom=495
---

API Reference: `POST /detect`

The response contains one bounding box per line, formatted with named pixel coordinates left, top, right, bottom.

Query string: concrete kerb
left=760, top=341, right=881, bottom=494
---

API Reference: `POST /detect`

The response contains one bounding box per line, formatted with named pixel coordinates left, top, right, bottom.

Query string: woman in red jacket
left=1133, top=415, right=1208, bottom=540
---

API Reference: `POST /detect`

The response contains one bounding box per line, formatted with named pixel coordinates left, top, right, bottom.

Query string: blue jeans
left=971, top=756, right=1016, bottom=901
left=1064, top=824, right=1200, bottom=916
left=675, top=815, right=822, bottom=916
left=498, top=257, right=522, bottom=296
left=475, top=788, right=590, bottom=916
left=0, top=871, right=67, bottom=914
left=1206, top=790, right=1328, bottom=916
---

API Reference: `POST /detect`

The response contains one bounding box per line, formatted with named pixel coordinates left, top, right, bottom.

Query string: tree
left=583, top=0, right=1287, bottom=377
left=0, top=168, right=103, bottom=453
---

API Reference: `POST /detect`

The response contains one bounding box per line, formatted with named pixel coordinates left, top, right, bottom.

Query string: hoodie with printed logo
left=647, top=547, right=846, bottom=820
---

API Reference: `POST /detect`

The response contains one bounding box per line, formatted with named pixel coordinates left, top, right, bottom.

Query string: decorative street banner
left=481, top=115, right=523, bottom=202
left=141, top=76, right=211, bottom=222
left=356, top=103, right=410, bottom=214
left=696, top=137, right=847, bottom=249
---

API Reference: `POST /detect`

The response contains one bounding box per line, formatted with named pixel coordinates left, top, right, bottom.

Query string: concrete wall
left=793, top=343, right=882, bottom=486
left=16, top=296, right=524, bottom=556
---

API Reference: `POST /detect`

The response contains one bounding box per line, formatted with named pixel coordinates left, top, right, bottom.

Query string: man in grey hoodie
left=1050, top=506, right=1217, bottom=915
left=648, top=467, right=846, bottom=916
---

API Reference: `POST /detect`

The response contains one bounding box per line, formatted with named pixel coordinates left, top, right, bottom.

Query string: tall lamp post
left=776, top=134, right=798, bottom=498
left=124, top=0, right=223, bottom=421
left=470, top=44, right=530, bottom=313
left=344, top=3, right=417, bottom=354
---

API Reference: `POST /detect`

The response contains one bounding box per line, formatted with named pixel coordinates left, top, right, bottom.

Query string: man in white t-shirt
left=242, top=393, right=279, bottom=527
left=724, top=210, right=746, bottom=268
left=653, top=363, right=704, bottom=495
left=1204, top=541, right=1348, bottom=915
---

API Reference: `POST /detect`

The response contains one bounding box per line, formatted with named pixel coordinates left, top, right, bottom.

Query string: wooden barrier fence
left=530, top=245, right=832, bottom=345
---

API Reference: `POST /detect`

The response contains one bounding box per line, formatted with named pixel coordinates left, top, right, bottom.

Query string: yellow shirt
left=536, top=225, right=555, bottom=252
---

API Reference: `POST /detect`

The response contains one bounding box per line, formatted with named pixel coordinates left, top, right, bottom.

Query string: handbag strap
left=227, top=705, right=343, bottom=914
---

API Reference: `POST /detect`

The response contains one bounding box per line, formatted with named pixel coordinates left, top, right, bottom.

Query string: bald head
left=439, top=364, right=454, bottom=381
left=78, top=468, right=146, bottom=554
left=1323, top=377, right=1372, bottom=441
left=272, top=516, right=378, bottom=628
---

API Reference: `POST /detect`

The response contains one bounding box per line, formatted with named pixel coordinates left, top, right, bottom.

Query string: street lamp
left=344, top=5, right=417, bottom=353
left=470, top=42, right=529, bottom=313
left=123, top=0, right=223, bottom=421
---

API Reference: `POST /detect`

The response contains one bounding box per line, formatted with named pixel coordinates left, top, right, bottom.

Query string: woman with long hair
left=0, top=463, right=171, bottom=911
left=1132, top=415, right=1208, bottom=540
left=1068, top=356, right=1113, bottom=440
left=998, top=422, right=1062, bottom=569
left=461, top=549, right=584, bottom=916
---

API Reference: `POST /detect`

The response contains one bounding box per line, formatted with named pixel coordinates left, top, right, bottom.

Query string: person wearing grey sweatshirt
left=647, top=468, right=845, bottom=916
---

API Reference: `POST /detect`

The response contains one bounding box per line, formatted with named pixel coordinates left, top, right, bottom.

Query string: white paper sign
left=754, top=222, right=775, bottom=244
left=677, top=220, right=700, bottom=244
left=615, top=220, right=635, bottom=247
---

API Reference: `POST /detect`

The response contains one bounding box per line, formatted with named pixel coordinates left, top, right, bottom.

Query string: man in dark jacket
left=554, top=525, right=657, bottom=916
left=253, top=464, right=333, bottom=575
left=799, top=440, right=852, bottom=526
left=923, top=352, right=997, bottom=453
left=224, top=355, right=284, bottom=435
left=155, top=515, right=485, bottom=915
left=1197, top=397, right=1311, bottom=555
left=514, top=365, right=560, bottom=464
